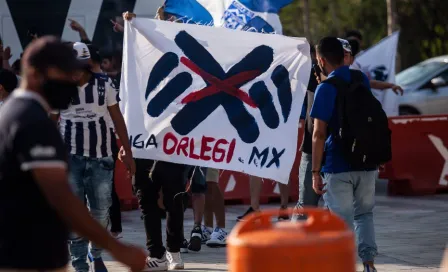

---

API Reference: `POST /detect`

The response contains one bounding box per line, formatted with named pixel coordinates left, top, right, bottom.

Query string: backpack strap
left=322, top=76, right=349, bottom=93
left=321, top=74, right=351, bottom=138
left=349, top=69, right=366, bottom=84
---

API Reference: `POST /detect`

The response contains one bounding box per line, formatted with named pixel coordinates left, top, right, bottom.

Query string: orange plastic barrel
left=227, top=208, right=356, bottom=272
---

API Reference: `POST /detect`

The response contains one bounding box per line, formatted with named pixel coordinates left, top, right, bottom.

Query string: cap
left=0, top=69, right=18, bottom=93
left=73, top=42, right=91, bottom=60
left=21, top=36, right=84, bottom=73
left=337, top=38, right=352, bottom=54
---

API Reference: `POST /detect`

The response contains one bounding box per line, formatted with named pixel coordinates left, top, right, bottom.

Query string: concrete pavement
left=86, top=182, right=448, bottom=271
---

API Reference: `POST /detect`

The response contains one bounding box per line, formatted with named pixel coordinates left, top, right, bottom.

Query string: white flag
left=120, top=18, right=311, bottom=183
left=163, top=0, right=293, bottom=34
left=354, top=31, right=400, bottom=116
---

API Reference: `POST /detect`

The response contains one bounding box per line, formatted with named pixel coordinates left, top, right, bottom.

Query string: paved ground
left=97, top=181, right=448, bottom=272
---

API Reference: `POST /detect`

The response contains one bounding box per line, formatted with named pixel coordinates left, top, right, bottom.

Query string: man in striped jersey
left=51, top=42, right=135, bottom=272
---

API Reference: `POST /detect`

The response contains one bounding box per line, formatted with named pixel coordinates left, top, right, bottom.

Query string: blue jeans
left=297, top=152, right=320, bottom=208
left=323, top=171, right=378, bottom=262
left=292, top=153, right=321, bottom=221
left=68, top=154, right=114, bottom=272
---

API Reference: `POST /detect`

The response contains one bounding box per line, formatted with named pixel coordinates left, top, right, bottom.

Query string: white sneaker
left=166, top=251, right=184, bottom=270
left=201, top=225, right=212, bottom=244
left=206, top=227, right=227, bottom=247
left=144, top=255, right=168, bottom=271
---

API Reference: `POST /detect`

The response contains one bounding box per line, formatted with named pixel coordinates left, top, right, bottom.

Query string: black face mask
left=42, top=79, right=78, bottom=110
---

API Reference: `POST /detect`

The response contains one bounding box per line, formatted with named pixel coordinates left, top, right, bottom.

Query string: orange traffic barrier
left=227, top=208, right=355, bottom=272
left=379, top=115, right=448, bottom=195
left=218, top=124, right=304, bottom=204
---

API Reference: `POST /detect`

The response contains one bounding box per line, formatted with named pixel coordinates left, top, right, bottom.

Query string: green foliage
left=280, top=0, right=448, bottom=69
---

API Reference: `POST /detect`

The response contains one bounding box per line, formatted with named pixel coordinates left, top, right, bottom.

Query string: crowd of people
left=0, top=4, right=405, bottom=272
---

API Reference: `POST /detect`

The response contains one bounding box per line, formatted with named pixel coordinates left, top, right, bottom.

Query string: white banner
left=120, top=18, right=311, bottom=183
left=354, top=31, right=400, bottom=116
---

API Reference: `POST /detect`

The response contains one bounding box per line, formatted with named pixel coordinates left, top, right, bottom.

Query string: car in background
left=396, top=55, right=448, bottom=115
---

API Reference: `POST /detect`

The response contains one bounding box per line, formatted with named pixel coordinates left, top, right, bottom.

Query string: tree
left=280, top=0, right=448, bottom=70
left=302, top=0, right=311, bottom=42
left=386, top=0, right=397, bottom=35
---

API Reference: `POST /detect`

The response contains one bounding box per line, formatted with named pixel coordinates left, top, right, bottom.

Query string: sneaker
left=278, top=206, right=290, bottom=221
left=201, top=226, right=212, bottom=244
left=88, top=253, right=108, bottom=272
left=111, top=232, right=123, bottom=239
left=363, top=264, right=377, bottom=272
left=144, top=255, right=168, bottom=271
left=166, top=251, right=184, bottom=270
left=187, top=226, right=202, bottom=252
left=206, top=227, right=227, bottom=248
left=236, top=207, right=255, bottom=222
left=180, top=239, right=188, bottom=253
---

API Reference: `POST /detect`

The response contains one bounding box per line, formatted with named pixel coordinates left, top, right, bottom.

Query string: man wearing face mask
left=311, top=37, right=378, bottom=272
left=0, top=36, right=146, bottom=272
left=50, top=42, right=136, bottom=272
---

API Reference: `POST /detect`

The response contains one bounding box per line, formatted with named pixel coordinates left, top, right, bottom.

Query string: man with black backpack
left=311, top=37, right=392, bottom=272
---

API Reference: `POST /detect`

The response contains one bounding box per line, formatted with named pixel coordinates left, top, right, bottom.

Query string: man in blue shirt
left=311, top=37, right=378, bottom=272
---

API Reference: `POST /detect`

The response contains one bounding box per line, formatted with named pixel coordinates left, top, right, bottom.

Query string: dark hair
left=315, top=37, right=344, bottom=66
left=21, top=36, right=82, bottom=74
left=101, top=53, right=113, bottom=62
left=0, top=69, right=19, bottom=93
left=11, top=59, right=21, bottom=75
left=347, top=38, right=360, bottom=56
left=112, top=50, right=123, bottom=70
left=310, top=44, right=316, bottom=55
left=345, top=30, right=363, bottom=41
left=87, top=44, right=101, bottom=64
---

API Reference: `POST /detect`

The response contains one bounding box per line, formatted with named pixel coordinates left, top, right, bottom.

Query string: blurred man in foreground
left=0, top=36, right=145, bottom=272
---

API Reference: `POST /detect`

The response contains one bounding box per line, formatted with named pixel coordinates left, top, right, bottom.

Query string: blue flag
left=164, top=0, right=292, bottom=34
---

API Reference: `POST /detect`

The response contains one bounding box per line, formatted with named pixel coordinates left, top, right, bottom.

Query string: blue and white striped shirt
left=59, top=73, right=118, bottom=158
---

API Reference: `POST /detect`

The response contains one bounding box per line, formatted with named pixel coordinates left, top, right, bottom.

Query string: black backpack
left=323, top=69, right=392, bottom=168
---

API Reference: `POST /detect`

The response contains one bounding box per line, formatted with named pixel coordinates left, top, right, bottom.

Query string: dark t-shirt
left=0, top=91, right=69, bottom=269
left=299, top=69, right=319, bottom=154
left=111, top=72, right=121, bottom=90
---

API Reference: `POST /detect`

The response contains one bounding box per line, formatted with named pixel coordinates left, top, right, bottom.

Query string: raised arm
left=68, top=19, right=91, bottom=44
